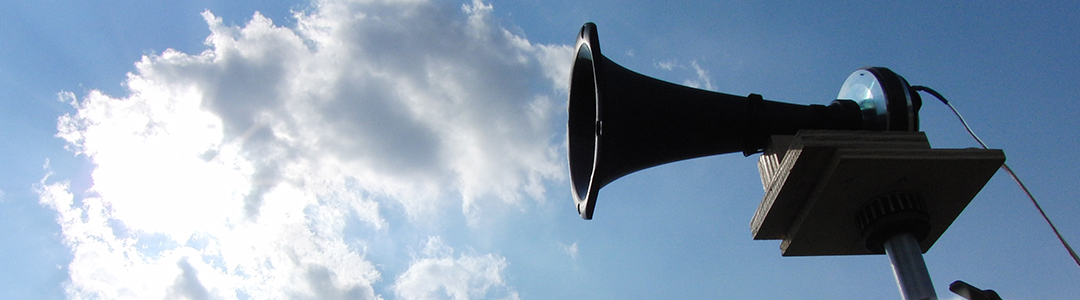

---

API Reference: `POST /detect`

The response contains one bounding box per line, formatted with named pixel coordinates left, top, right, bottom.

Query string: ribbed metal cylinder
left=856, top=192, right=932, bottom=253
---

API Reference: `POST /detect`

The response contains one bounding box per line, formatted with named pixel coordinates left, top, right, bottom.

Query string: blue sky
left=2, top=0, right=1078, bottom=299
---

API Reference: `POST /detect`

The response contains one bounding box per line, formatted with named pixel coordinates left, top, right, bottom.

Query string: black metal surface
left=567, top=23, right=916, bottom=219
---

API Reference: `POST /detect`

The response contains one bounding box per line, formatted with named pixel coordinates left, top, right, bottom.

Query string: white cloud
left=560, top=241, right=578, bottom=259
left=38, top=170, right=382, bottom=300
left=682, top=61, right=715, bottom=91
left=166, top=258, right=212, bottom=300
left=393, top=237, right=519, bottom=300
left=41, top=0, right=572, bottom=298
left=656, top=60, right=677, bottom=71
left=653, top=59, right=716, bottom=91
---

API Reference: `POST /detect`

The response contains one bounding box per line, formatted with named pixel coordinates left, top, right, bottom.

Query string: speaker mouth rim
left=568, top=23, right=602, bottom=219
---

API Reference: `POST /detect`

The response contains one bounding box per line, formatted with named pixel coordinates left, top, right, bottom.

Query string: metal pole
left=884, top=232, right=938, bottom=300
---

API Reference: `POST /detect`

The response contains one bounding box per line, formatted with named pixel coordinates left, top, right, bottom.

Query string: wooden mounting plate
left=751, top=131, right=1005, bottom=256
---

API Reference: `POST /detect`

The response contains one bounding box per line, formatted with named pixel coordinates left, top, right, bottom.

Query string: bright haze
left=1, top=0, right=1078, bottom=299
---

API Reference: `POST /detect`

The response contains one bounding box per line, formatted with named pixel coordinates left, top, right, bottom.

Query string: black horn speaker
left=567, top=23, right=921, bottom=219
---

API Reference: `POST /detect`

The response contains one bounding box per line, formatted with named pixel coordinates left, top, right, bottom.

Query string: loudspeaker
left=568, top=23, right=920, bottom=219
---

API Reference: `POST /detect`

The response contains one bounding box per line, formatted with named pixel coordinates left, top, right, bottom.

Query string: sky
left=1, top=0, right=1078, bottom=299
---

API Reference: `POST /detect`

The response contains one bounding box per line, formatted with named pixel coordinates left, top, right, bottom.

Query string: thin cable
left=912, top=85, right=1080, bottom=269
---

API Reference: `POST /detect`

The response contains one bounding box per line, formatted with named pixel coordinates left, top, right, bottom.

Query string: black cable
left=911, top=85, right=1080, bottom=269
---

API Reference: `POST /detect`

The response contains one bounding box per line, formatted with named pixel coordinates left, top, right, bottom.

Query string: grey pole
left=884, top=232, right=938, bottom=300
